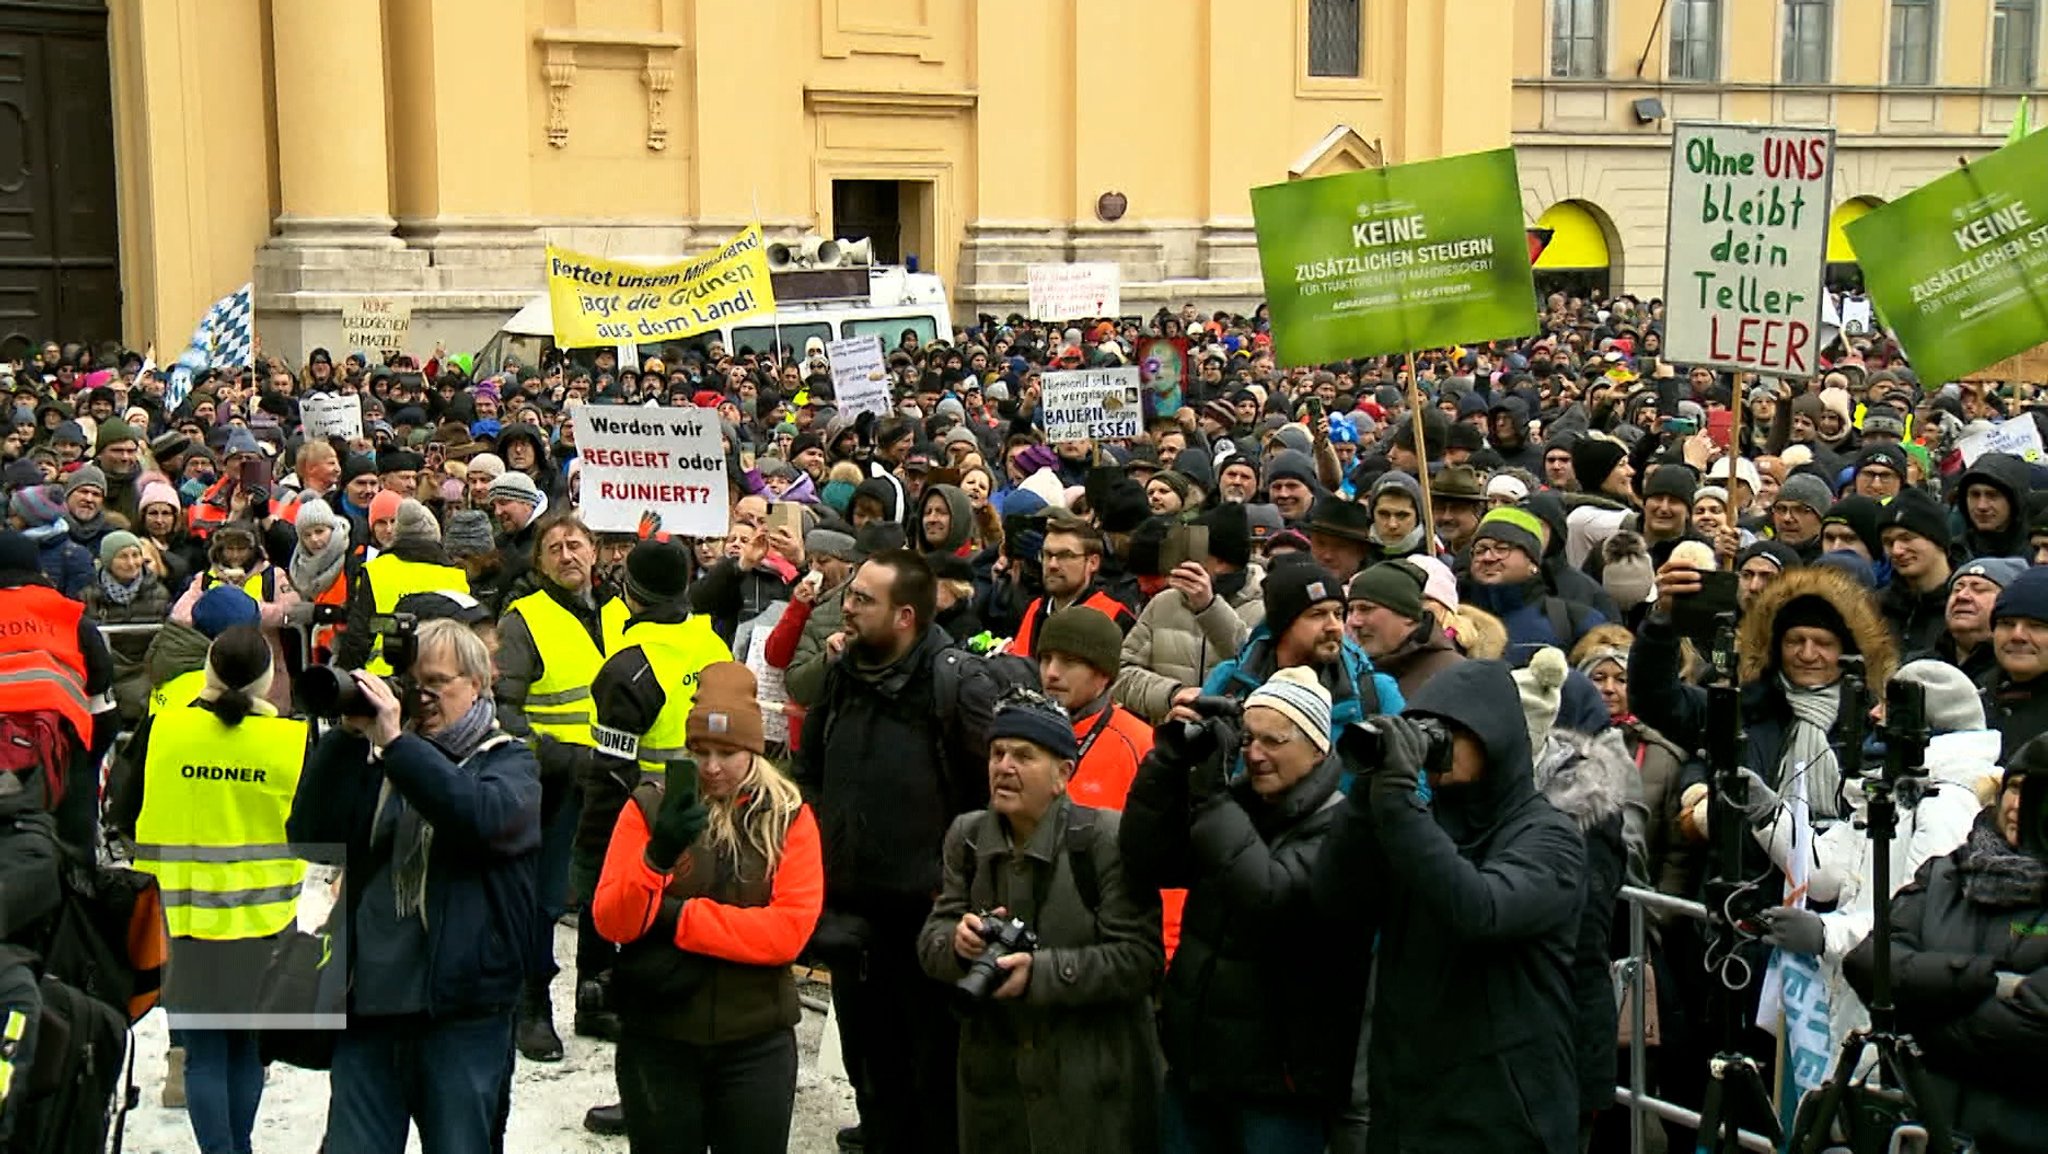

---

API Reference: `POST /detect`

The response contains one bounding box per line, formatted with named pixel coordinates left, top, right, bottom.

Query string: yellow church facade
left=95, top=0, right=1512, bottom=361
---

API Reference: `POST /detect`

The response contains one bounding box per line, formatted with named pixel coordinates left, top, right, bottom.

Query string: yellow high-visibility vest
left=148, top=668, right=207, bottom=716
left=362, top=554, right=469, bottom=675
left=507, top=590, right=629, bottom=745
left=591, top=615, right=730, bottom=782
left=132, top=706, right=308, bottom=941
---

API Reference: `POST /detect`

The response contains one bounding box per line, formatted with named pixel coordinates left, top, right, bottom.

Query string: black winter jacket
left=1844, top=815, right=2048, bottom=1154
left=1121, top=746, right=1366, bottom=1108
left=1316, top=659, right=1586, bottom=1154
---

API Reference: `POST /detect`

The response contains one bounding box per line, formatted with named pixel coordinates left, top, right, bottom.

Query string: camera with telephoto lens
left=1166, top=695, right=1244, bottom=760
left=956, top=913, right=1037, bottom=1000
left=1340, top=716, right=1455, bottom=778
left=297, top=613, right=419, bottom=721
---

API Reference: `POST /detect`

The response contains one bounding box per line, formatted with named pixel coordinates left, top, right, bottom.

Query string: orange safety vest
left=1010, top=589, right=1129, bottom=659
left=0, top=584, right=94, bottom=742
left=311, top=571, right=349, bottom=657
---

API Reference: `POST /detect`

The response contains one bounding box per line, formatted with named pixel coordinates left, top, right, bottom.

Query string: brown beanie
left=686, top=661, right=765, bottom=755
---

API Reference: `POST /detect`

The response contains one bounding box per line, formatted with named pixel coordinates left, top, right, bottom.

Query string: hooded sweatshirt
left=1956, top=452, right=2032, bottom=562
left=914, top=482, right=973, bottom=555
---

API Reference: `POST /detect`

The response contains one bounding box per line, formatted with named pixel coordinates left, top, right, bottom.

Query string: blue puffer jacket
left=26, top=522, right=92, bottom=598
left=288, top=727, right=542, bottom=1018
left=1464, top=577, right=1606, bottom=668
left=1202, top=626, right=1404, bottom=745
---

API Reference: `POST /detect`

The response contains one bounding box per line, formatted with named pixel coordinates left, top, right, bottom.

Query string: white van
left=475, top=264, right=952, bottom=375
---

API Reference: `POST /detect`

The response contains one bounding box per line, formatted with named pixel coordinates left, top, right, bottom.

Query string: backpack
left=0, top=713, right=78, bottom=812
left=11, top=975, right=129, bottom=1154
left=932, top=647, right=1040, bottom=727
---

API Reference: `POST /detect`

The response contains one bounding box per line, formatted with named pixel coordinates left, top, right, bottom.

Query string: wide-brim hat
left=1306, top=495, right=1375, bottom=543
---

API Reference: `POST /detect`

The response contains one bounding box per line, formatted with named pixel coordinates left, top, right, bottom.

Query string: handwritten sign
left=547, top=226, right=776, bottom=347
left=1027, top=263, right=1121, bottom=322
left=827, top=335, right=892, bottom=421
left=339, top=296, right=412, bottom=354
left=571, top=404, right=730, bottom=537
left=1957, top=414, right=2045, bottom=466
left=1663, top=123, right=1834, bottom=377
left=300, top=392, right=363, bottom=441
left=1041, top=367, right=1142, bottom=443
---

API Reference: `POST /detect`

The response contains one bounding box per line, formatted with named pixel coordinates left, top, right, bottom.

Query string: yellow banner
left=546, top=225, right=776, bottom=347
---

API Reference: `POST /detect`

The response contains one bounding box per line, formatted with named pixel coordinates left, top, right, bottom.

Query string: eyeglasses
left=1040, top=549, right=1088, bottom=564
left=1240, top=729, right=1296, bottom=753
left=1471, top=542, right=1518, bottom=561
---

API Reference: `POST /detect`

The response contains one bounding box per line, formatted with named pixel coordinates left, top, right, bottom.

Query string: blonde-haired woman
left=593, top=661, right=823, bottom=1154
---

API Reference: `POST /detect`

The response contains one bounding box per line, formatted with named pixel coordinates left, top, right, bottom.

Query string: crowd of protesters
left=1, top=289, right=2047, bottom=1154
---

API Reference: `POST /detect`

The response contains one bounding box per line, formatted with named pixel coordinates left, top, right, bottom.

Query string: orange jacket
left=1011, top=589, right=1134, bottom=658
left=593, top=799, right=824, bottom=967
left=1067, top=702, right=1184, bottom=958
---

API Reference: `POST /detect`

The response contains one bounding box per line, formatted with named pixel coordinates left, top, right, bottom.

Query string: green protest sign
left=1846, top=128, right=2048, bottom=384
left=1250, top=148, right=1538, bottom=366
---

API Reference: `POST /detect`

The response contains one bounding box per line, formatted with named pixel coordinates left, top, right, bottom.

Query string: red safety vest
left=1010, top=589, right=1129, bottom=659
left=0, top=584, right=93, bottom=742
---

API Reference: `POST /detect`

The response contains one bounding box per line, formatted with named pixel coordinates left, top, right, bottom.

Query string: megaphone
left=838, top=238, right=874, bottom=267
left=767, top=240, right=801, bottom=271
left=814, top=238, right=844, bottom=268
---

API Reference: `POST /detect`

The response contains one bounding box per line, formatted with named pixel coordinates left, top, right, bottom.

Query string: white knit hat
left=1892, top=659, right=1987, bottom=734
left=1405, top=554, right=1460, bottom=614
left=1245, top=666, right=1334, bottom=755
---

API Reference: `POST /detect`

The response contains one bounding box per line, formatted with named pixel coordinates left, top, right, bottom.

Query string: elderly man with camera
left=1120, top=666, right=1369, bottom=1153
left=287, top=617, right=543, bottom=1152
left=1316, top=658, right=1587, bottom=1154
left=918, top=690, right=1164, bottom=1154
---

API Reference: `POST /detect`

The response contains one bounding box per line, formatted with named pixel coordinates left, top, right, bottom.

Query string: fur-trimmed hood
left=1736, top=563, right=1895, bottom=688
left=1533, top=727, right=1637, bottom=833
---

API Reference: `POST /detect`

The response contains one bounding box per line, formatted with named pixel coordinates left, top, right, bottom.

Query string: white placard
left=1027, top=263, right=1121, bottom=322
left=743, top=606, right=791, bottom=746
left=571, top=403, right=731, bottom=537
left=1957, top=414, right=2046, bottom=466
left=827, top=335, right=892, bottom=421
left=1041, top=366, right=1142, bottom=443
left=300, top=392, right=363, bottom=441
left=339, top=295, right=412, bottom=354
left=1663, top=123, right=1833, bottom=377
left=1840, top=296, right=1874, bottom=336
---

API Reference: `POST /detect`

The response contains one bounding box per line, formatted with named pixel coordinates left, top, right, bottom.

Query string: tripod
left=1694, top=614, right=1782, bottom=1154
left=1788, top=677, right=1957, bottom=1154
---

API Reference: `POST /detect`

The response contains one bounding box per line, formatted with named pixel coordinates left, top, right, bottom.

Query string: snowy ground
left=120, top=923, right=859, bottom=1153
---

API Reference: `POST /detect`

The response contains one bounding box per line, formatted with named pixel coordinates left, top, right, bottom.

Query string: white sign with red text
left=571, top=403, right=729, bottom=538
left=1027, top=263, right=1121, bottom=322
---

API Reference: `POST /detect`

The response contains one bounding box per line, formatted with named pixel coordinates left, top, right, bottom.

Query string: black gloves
left=1155, top=716, right=1236, bottom=803
left=644, top=759, right=710, bottom=869
left=1361, top=717, right=1430, bottom=807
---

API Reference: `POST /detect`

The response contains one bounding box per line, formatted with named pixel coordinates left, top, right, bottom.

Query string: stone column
left=266, top=0, right=400, bottom=248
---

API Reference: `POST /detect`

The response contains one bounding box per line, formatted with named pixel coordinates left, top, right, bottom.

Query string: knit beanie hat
left=294, top=497, right=340, bottom=540
left=392, top=498, right=439, bottom=544
left=1036, top=606, right=1123, bottom=676
left=1263, top=449, right=1318, bottom=492
left=203, top=624, right=274, bottom=705
left=1262, top=561, right=1343, bottom=641
left=8, top=484, right=63, bottom=528
left=1407, top=554, right=1460, bottom=613
left=1512, top=647, right=1569, bottom=753
left=989, top=689, right=1079, bottom=761
left=138, top=480, right=181, bottom=516
left=467, top=453, right=507, bottom=481
left=625, top=539, right=692, bottom=607
left=804, top=528, right=859, bottom=562
left=2, top=459, right=40, bottom=492
left=1953, top=556, right=2027, bottom=592
left=368, top=489, right=403, bottom=525
left=94, top=419, right=140, bottom=454
left=1571, top=436, right=1628, bottom=492
left=1861, top=406, right=1908, bottom=440
left=1892, top=659, right=1986, bottom=734
left=1775, top=473, right=1833, bottom=519
left=1856, top=443, right=1909, bottom=481
left=685, top=661, right=766, bottom=755
left=1821, top=496, right=1883, bottom=557
left=64, top=464, right=106, bottom=497
left=98, top=530, right=142, bottom=567
left=1642, top=464, right=1698, bottom=505
left=1877, top=488, right=1951, bottom=551
left=1601, top=530, right=1658, bottom=608
left=191, top=585, right=261, bottom=639
left=1473, top=506, right=1546, bottom=563
left=1993, top=565, right=2048, bottom=625
left=442, top=509, right=495, bottom=559
left=1194, top=502, right=1252, bottom=568
left=1346, top=561, right=1426, bottom=621
left=1149, top=469, right=1194, bottom=507
left=0, top=530, right=37, bottom=576
left=1245, top=666, right=1334, bottom=756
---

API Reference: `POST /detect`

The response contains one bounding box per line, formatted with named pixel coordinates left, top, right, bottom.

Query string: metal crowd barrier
left=1613, top=884, right=1775, bottom=1154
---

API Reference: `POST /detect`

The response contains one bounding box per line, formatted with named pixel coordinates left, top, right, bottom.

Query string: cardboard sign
left=339, top=296, right=412, bottom=354
left=1960, top=340, right=2048, bottom=383
left=300, top=392, right=363, bottom=441
left=547, top=226, right=776, bottom=348
left=1663, top=123, right=1834, bottom=377
left=571, top=404, right=731, bottom=537
left=1027, top=263, right=1121, bottom=322
left=1957, top=414, right=2045, bottom=466
left=1847, top=127, right=2048, bottom=384
left=1250, top=148, right=1538, bottom=365
left=1041, top=367, right=1142, bottom=442
left=827, top=334, right=892, bottom=420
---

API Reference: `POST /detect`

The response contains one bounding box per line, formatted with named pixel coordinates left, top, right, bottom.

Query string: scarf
left=66, top=510, right=107, bottom=546
left=1778, top=676, right=1845, bottom=822
left=1371, top=520, right=1426, bottom=555
left=1959, top=811, right=2048, bottom=909
left=96, top=566, right=148, bottom=607
left=288, top=530, right=349, bottom=599
left=386, top=695, right=499, bottom=923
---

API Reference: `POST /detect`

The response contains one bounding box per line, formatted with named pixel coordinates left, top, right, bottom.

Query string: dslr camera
left=1162, top=695, right=1244, bottom=763
left=957, top=912, right=1037, bottom=1000
left=1340, top=716, right=1455, bottom=779
left=297, top=612, right=419, bottom=721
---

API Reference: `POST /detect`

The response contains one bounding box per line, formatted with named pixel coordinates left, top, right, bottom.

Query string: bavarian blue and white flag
left=165, top=282, right=255, bottom=410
